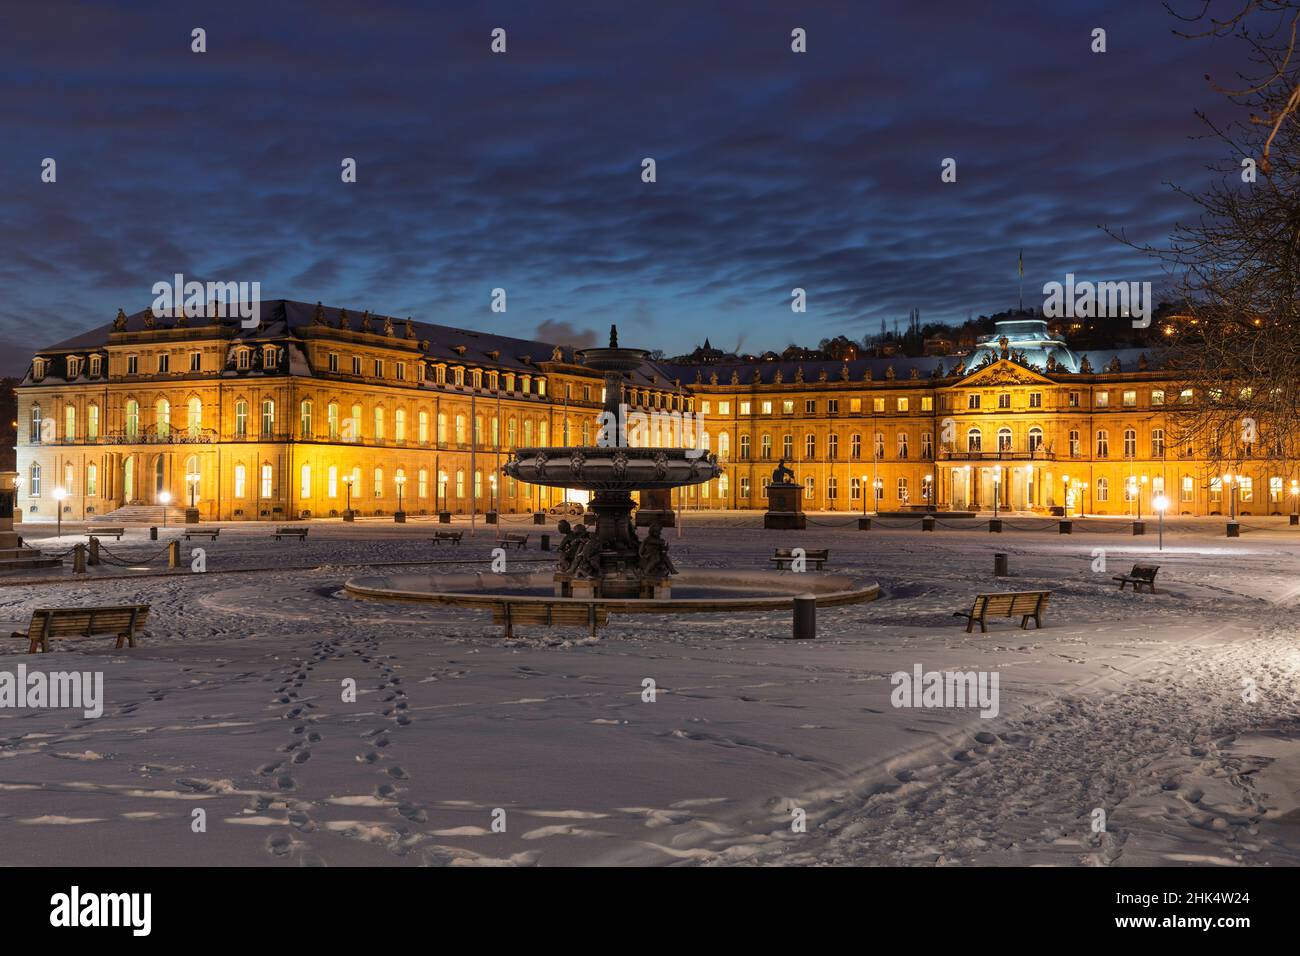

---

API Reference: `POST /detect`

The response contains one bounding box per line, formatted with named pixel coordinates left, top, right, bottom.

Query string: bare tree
left=1129, top=3, right=1300, bottom=505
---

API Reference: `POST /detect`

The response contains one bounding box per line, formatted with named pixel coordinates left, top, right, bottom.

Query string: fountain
left=342, top=326, right=879, bottom=626
left=502, top=325, right=721, bottom=599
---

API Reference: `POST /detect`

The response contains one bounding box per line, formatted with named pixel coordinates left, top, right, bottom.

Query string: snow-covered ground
left=2, top=515, right=1299, bottom=866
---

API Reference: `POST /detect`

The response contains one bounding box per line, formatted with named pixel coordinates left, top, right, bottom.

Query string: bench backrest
left=29, top=605, right=151, bottom=637
left=491, top=603, right=609, bottom=626
left=276, top=527, right=308, bottom=534
left=773, top=548, right=829, bottom=559
left=90, top=528, right=124, bottom=534
left=500, top=532, right=527, bottom=540
left=971, top=591, right=1049, bottom=617
left=1130, top=565, right=1159, bottom=580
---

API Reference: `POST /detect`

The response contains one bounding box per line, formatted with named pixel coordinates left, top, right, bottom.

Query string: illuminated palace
left=13, top=303, right=1274, bottom=521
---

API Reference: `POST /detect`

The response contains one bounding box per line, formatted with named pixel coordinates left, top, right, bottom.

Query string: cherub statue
left=638, top=523, right=677, bottom=578
left=556, top=519, right=586, bottom=574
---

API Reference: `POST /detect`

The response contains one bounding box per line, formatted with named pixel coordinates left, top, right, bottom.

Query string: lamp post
left=873, top=477, right=883, bottom=515
left=1138, top=474, right=1148, bottom=521
left=53, top=486, right=67, bottom=537
left=1077, top=482, right=1088, bottom=518
left=342, top=474, right=354, bottom=521
left=186, top=472, right=200, bottom=509
left=1224, top=473, right=1237, bottom=520
left=1153, top=494, right=1169, bottom=551
left=1291, top=479, right=1298, bottom=525
left=394, top=473, right=406, bottom=522
left=861, top=474, right=868, bottom=516
left=158, top=490, right=171, bottom=528
left=923, top=473, right=933, bottom=509
left=991, top=466, right=1001, bottom=518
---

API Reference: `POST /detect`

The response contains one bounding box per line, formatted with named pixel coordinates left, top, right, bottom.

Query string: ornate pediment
left=956, top=359, right=1054, bottom=387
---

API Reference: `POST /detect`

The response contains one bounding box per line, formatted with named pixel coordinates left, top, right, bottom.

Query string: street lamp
left=991, top=466, right=1001, bottom=518
left=923, top=473, right=933, bottom=509
left=489, top=473, right=498, bottom=513
left=1291, top=479, right=1298, bottom=523
left=394, top=473, right=406, bottom=522
left=860, top=474, right=869, bottom=516
left=186, top=472, right=201, bottom=509
left=342, top=474, right=354, bottom=521
left=1223, top=473, right=1237, bottom=521
left=1077, top=481, right=1088, bottom=518
left=1138, top=475, right=1148, bottom=522
left=53, top=486, right=67, bottom=537
left=873, top=477, right=883, bottom=515
left=1152, top=494, right=1169, bottom=551
left=158, top=490, right=171, bottom=528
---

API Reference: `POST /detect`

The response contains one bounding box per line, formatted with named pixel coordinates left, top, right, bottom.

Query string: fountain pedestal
left=765, top=482, right=806, bottom=530
left=636, top=488, right=676, bottom=528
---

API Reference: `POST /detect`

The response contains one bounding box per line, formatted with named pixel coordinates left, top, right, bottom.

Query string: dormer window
left=264, top=346, right=279, bottom=368
left=472, top=369, right=482, bottom=389
left=66, top=356, right=81, bottom=377
left=453, top=367, right=464, bottom=386
left=89, top=355, right=102, bottom=377
left=435, top=365, right=446, bottom=384
left=505, top=373, right=516, bottom=392
left=32, top=358, right=47, bottom=380
left=236, top=349, right=251, bottom=370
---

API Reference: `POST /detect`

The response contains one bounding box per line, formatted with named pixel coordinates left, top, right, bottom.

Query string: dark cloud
left=533, top=320, right=598, bottom=349
left=0, top=0, right=1244, bottom=357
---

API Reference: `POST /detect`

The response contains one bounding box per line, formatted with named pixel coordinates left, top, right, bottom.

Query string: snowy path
left=2, top=518, right=1299, bottom=866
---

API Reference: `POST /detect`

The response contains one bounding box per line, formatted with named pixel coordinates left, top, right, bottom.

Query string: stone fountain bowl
left=573, top=346, right=649, bottom=372
left=503, top=446, right=722, bottom=491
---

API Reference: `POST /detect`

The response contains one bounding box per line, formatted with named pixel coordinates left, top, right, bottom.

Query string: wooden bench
left=273, top=527, right=309, bottom=542
left=769, top=547, right=829, bottom=570
left=12, top=605, right=150, bottom=653
left=1113, top=564, right=1159, bottom=593
left=953, top=591, right=1050, bottom=633
left=490, top=601, right=609, bottom=639
left=496, top=532, right=529, bottom=550
left=87, top=527, right=125, bottom=540
left=432, top=530, right=464, bottom=546
left=183, top=527, right=221, bottom=541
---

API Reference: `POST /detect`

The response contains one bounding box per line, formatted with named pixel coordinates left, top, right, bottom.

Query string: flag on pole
left=1018, top=249, right=1024, bottom=278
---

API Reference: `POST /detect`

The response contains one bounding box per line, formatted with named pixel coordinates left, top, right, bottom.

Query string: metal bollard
left=533, top=512, right=545, bottom=525
left=168, top=540, right=181, bottom=568
left=994, top=552, right=1008, bottom=576
left=1291, top=514, right=1298, bottom=526
left=1059, top=520, right=1072, bottom=534
left=792, top=595, right=816, bottom=640
left=73, top=543, right=87, bottom=574
left=988, top=518, right=1002, bottom=533
left=922, top=516, right=935, bottom=532
left=857, top=517, right=871, bottom=531
left=1132, top=521, right=1145, bottom=536
left=88, top=535, right=101, bottom=565
left=150, top=526, right=158, bottom=541
left=1227, top=521, right=1240, bottom=538
left=541, top=533, right=551, bottom=551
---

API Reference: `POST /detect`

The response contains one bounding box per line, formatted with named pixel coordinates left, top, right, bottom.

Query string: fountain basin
left=503, top=446, right=721, bottom=492
left=344, top=569, right=879, bottom=613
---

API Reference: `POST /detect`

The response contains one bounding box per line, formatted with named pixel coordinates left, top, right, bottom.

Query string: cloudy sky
left=1, top=0, right=1245, bottom=373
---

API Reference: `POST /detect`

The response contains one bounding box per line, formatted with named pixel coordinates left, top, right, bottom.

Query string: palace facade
left=14, top=301, right=1283, bottom=522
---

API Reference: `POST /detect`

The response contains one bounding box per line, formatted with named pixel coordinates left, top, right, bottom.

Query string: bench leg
left=979, top=616, right=988, bottom=633
left=966, top=617, right=974, bottom=633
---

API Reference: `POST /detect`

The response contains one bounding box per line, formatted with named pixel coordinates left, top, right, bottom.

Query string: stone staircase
left=93, top=504, right=177, bottom=524
left=0, top=546, right=64, bottom=572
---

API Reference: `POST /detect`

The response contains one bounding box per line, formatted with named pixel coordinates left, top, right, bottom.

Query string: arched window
left=235, top=400, right=248, bottom=438
left=327, top=466, right=338, bottom=498
left=718, top=433, right=730, bottom=460
left=455, top=414, right=466, bottom=445
left=234, top=464, right=247, bottom=498
left=898, top=432, right=910, bottom=459
left=437, top=412, right=448, bottom=444
left=418, top=410, right=429, bottom=443
left=64, top=404, right=76, bottom=440
left=300, top=400, right=313, bottom=438
left=740, top=434, right=751, bottom=459
left=188, top=397, right=202, bottom=436
left=31, top=404, right=43, bottom=443
left=874, top=432, right=885, bottom=458
left=64, top=461, right=75, bottom=493
left=418, top=468, right=428, bottom=498
left=86, top=463, right=98, bottom=497
left=350, top=403, right=362, bottom=441
left=997, top=427, right=1012, bottom=453
left=260, top=463, right=273, bottom=498
left=539, top=421, right=548, bottom=445
left=523, top=420, right=533, bottom=446
left=184, top=455, right=200, bottom=502
left=300, top=464, right=311, bottom=499
left=395, top=408, right=406, bottom=442
left=29, top=462, right=41, bottom=496
left=474, top=415, right=484, bottom=446
left=328, top=402, right=340, bottom=440
left=122, top=457, right=134, bottom=500
left=155, top=399, right=171, bottom=437
left=455, top=469, right=465, bottom=498
left=261, top=398, right=275, bottom=437
left=87, top=403, right=100, bottom=441
left=125, top=400, right=139, bottom=440
left=967, top=428, right=982, bottom=453
left=1096, top=429, right=1109, bottom=458
left=1123, top=428, right=1136, bottom=458
left=373, top=467, right=383, bottom=497
left=1096, top=477, right=1109, bottom=502
left=762, top=434, right=773, bottom=460
left=1028, top=427, right=1043, bottom=452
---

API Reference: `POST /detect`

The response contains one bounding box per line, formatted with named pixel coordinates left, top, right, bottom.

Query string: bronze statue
left=556, top=519, right=585, bottom=573
left=771, top=458, right=796, bottom=485
left=638, top=523, right=677, bottom=578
